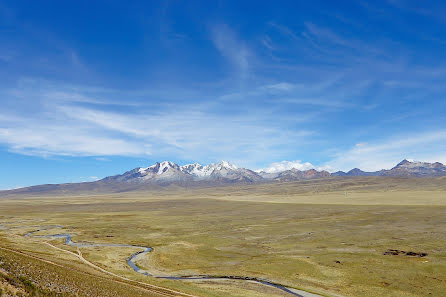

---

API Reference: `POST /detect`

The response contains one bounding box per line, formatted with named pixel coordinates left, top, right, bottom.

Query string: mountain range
left=102, top=161, right=264, bottom=184
left=2, top=159, right=446, bottom=195
left=332, top=159, right=446, bottom=177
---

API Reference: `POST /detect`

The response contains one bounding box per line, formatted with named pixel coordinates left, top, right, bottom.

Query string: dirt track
left=0, top=245, right=198, bottom=297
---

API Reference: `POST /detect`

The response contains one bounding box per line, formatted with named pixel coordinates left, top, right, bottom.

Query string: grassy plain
left=0, top=177, right=445, bottom=297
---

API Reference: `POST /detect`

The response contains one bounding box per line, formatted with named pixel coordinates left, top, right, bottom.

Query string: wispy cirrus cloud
left=386, top=0, right=446, bottom=21
left=1, top=4, right=446, bottom=174
left=263, top=82, right=298, bottom=91
left=0, top=125, right=149, bottom=157
left=0, top=79, right=314, bottom=167
left=210, top=24, right=252, bottom=79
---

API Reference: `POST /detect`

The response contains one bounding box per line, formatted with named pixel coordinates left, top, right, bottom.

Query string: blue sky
left=1, top=0, right=446, bottom=189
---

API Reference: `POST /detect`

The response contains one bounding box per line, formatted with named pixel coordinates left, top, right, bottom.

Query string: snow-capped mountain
left=180, top=161, right=239, bottom=179
left=103, top=160, right=261, bottom=184
left=103, top=161, right=192, bottom=183
left=180, top=162, right=208, bottom=177
left=102, top=159, right=446, bottom=185
left=210, top=166, right=263, bottom=182
left=139, top=161, right=186, bottom=178
left=3, top=159, right=446, bottom=196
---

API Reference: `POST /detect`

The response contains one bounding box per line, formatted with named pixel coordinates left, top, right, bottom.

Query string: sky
left=1, top=0, right=446, bottom=189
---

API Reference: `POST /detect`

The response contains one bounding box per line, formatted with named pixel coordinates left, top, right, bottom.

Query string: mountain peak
left=382, top=159, right=446, bottom=177
left=6, top=159, right=446, bottom=195
left=348, top=168, right=365, bottom=174
left=181, top=162, right=202, bottom=169
left=395, top=159, right=412, bottom=168
left=158, top=161, right=179, bottom=173
left=138, top=161, right=181, bottom=176
left=181, top=162, right=206, bottom=177
left=214, top=160, right=238, bottom=170
left=179, top=160, right=240, bottom=179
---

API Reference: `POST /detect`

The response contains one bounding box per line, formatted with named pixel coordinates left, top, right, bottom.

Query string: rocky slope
left=332, top=168, right=379, bottom=177
left=380, top=159, right=446, bottom=177
left=259, top=168, right=331, bottom=181
left=103, top=161, right=263, bottom=184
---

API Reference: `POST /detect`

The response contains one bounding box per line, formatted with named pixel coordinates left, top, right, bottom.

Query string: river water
left=4, top=223, right=323, bottom=297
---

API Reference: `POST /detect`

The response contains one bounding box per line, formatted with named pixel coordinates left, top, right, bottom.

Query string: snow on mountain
left=381, top=159, right=446, bottom=177
left=181, top=161, right=239, bottom=179
left=212, top=160, right=238, bottom=170
left=257, top=171, right=280, bottom=179
left=139, top=161, right=180, bottom=175
left=331, top=160, right=446, bottom=177
left=4, top=159, right=446, bottom=196
left=392, top=159, right=444, bottom=170
left=104, top=161, right=190, bottom=183
left=209, top=163, right=263, bottom=182
left=180, top=163, right=207, bottom=177
left=98, top=159, right=446, bottom=187
left=105, top=160, right=256, bottom=184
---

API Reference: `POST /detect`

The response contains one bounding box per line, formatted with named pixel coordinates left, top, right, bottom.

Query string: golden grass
left=1, top=177, right=445, bottom=296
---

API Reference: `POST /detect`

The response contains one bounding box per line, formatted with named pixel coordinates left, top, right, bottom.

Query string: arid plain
left=1, top=177, right=445, bottom=297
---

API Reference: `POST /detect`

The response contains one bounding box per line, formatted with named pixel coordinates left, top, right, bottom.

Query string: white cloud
left=256, top=160, right=315, bottom=173
left=0, top=79, right=313, bottom=166
left=210, top=24, right=251, bottom=79
left=0, top=125, right=149, bottom=157
left=264, top=82, right=297, bottom=91
left=326, top=130, right=446, bottom=171
left=255, top=131, right=446, bottom=174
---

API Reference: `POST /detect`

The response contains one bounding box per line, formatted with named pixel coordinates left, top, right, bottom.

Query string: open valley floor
left=1, top=177, right=445, bottom=297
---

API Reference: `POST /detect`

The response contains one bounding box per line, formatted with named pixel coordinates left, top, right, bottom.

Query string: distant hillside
left=1, top=159, right=445, bottom=196
left=333, top=159, right=446, bottom=177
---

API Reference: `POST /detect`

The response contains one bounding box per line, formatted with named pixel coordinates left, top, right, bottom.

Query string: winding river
left=3, top=222, right=322, bottom=297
